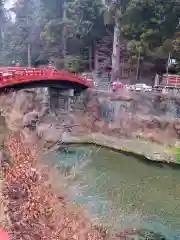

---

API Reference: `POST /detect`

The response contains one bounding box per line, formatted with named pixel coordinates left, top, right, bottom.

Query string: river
left=43, top=144, right=180, bottom=240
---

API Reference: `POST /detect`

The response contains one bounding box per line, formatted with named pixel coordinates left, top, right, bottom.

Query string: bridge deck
left=0, top=67, right=93, bottom=89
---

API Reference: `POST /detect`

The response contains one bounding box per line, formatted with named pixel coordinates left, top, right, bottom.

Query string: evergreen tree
left=2, top=0, right=180, bottom=74
left=0, top=0, right=6, bottom=64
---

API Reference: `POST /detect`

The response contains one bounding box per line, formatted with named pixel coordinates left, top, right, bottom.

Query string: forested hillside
left=0, top=0, right=180, bottom=77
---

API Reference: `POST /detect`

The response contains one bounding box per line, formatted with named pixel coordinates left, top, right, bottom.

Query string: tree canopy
left=1, top=0, right=180, bottom=73
left=122, top=0, right=180, bottom=60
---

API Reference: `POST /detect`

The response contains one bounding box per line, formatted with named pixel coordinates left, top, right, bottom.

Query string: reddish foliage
left=0, top=227, right=9, bottom=240
left=1, top=132, right=105, bottom=240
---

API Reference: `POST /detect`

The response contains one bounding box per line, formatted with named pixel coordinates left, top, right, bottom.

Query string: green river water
left=44, top=144, right=180, bottom=240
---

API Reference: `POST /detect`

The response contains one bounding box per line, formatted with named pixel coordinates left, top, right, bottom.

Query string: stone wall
left=1, top=88, right=180, bottom=147
left=77, top=89, right=180, bottom=146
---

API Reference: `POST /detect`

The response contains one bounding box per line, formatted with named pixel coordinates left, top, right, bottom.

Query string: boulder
left=0, top=149, right=11, bottom=166
left=0, top=151, right=5, bottom=164
left=23, top=111, right=39, bottom=128
left=39, top=106, right=49, bottom=119
left=36, top=123, right=63, bottom=143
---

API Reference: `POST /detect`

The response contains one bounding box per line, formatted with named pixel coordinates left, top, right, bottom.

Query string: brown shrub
left=1, top=132, right=105, bottom=240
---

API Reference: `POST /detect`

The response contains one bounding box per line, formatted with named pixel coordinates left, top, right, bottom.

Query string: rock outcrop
left=23, top=110, right=39, bottom=129
left=36, top=123, right=63, bottom=143
left=1, top=88, right=180, bottom=148
left=81, top=89, right=180, bottom=147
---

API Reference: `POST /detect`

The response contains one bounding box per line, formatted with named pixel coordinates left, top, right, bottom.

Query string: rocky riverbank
left=70, top=89, right=180, bottom=163
left=0, top=89, right=178, bottom=163
left=1, top=132, right=107, bottom=240
left=0, top=90, right=110, bottom=239
left=60, top=133, right=176, bottom=163
left=0, top=89, right=171, bottom=239
left=0, top=90, right=146, bottom=240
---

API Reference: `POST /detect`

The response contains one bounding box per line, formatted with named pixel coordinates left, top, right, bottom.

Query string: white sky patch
left=5, top=0, right=16, bottom=21
left=5, top=0, right=15, bottom=9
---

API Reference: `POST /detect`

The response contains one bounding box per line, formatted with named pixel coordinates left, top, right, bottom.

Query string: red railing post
left=12, top=70, right=16, bottom=81
left=0, top=66, right=92, bottom=89
left=0, top=73, right=3, bottom=84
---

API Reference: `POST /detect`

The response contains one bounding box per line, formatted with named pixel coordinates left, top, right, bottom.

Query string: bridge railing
left=0, top=67, right=93, bottom=88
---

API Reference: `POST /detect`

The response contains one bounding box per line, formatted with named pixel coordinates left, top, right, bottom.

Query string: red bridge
left=0, top=66, right=93, bottom=92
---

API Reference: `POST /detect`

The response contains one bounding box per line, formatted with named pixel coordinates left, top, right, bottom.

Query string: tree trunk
left=136, top=49, right=141, bottom=81
left=62, top=1, right=67, bottom=68
left=89, top=45, right=92, bottom=71
left=111, top=16, right=120, bottom=82
left=94, top=43, right=99, bottom=73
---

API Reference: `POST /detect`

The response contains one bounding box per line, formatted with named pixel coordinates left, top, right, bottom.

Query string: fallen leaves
left=1, top=132, right=105, bottom=240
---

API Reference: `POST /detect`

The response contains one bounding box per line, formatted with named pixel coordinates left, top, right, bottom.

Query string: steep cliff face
left=82, top=89, right=180, bottom=146
left=0, top=88, right=179, bottom=147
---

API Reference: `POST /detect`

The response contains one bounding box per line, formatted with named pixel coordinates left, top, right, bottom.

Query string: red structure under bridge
left=0, top=66, right=93, bottom=113
left=0, top=66, right=93, bottom=93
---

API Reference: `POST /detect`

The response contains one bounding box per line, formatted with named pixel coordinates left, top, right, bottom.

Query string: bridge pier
left=48, top=87, right=74, bottom=114
left=37, top=88, right=49, bottom=106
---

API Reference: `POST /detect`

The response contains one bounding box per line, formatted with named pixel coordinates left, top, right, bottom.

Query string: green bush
left=65, top=55, right=87, bottom=73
